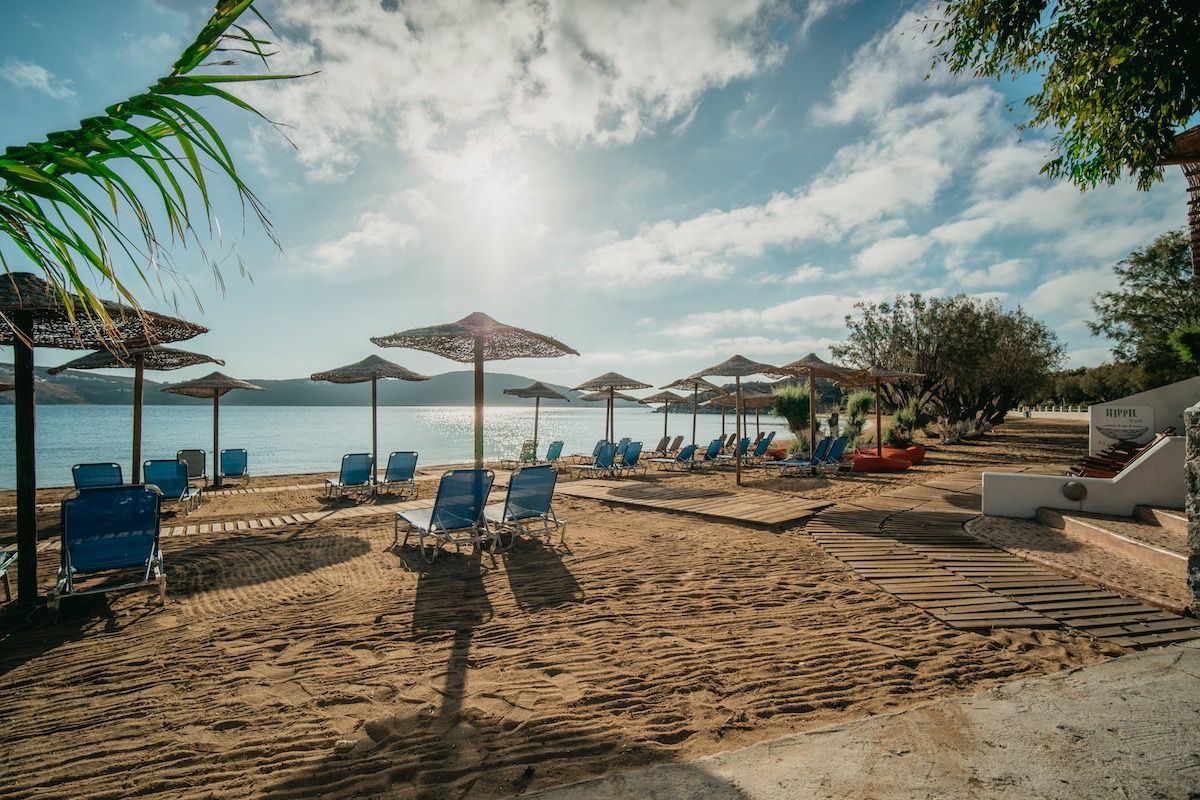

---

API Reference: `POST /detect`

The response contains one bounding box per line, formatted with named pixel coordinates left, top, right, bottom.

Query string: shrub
left=844, top=390, right=873, bottom=441
left=771, top=383, right=811, bottom=435
left=883, top=424, right=911, bottom=447
left=893, top=396, right=931, bottom=434
left=787, top=437, right=810, bottom=458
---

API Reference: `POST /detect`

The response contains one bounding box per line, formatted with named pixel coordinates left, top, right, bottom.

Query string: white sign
left=1090, top=405, right=1154, bottom=453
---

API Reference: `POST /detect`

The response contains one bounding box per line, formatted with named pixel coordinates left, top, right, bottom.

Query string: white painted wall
left=981, top=436, right=1185, bottom=518
left=1089, top=376, right=1200, bottom=455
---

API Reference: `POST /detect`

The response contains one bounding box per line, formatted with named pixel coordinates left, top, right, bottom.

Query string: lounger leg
left=156, top=551, right=167, bottom=606
left=2, top=570, right=9, bottom=603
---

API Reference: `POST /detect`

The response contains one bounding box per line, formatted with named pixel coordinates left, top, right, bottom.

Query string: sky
left=0, top=0, right=1190, bottom=390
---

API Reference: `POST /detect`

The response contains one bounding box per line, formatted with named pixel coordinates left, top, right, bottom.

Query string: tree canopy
left=1090, top=229, right=1200, bottom=385
left=833, top=294, right=1063, bottom=441
left=929, top=0, right=1200, bottom=190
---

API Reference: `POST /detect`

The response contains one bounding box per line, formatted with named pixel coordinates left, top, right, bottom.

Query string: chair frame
left=394, top=468, right=496, bottom=563
left=72, top=462, right=123, bottom=490
left=614, top=441, right=647, bottom=477
left=486, top=464, right=565, bottom=549
left=650, top=443, right=698, bottom=471
left=773, top=437, right=833, bottom=477
left=0, top=550, right=15, bottom=602
left=143, top=459, right=202, bottom=513
left=325, top=453, right=375, bottom=499
left=575, top=442, right=618, bottom=478
left=500, top=439, right=537, bottom=470
left=176, top=448, right=208, bottom=486
left=378, top=451, right=419, bottom=498
left=50, top=484, right=166, bottom=614
left=219, top=448, right=250, bottom=482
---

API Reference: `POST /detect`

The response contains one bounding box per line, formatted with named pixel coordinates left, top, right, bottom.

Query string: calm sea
left=0, top=405, right=788, bottom=489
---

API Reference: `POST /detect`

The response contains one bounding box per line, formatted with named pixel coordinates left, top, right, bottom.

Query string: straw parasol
left=689, top=355, right=779, bottom=486
left=662, top=376, right=721, bottom=445
left=371, top=313, right=578, bottom=468
left=639, top=390, right=686, bottom=444
left=0, top=271, right=206, bottom=604
left=311, top=355, right=430, bottom=482
left=841, top=366, right=924, bottom=456
left=49, top=345, right=224, bottom=483
left=773, top=353, right=858, bottom=458
left=573, top=372, right=651, bottom=443
left=161, top=372, right=265, bottom=488
left=706, top=388, right=774, bottom=435
left=502, top=381, right=571, bottom=454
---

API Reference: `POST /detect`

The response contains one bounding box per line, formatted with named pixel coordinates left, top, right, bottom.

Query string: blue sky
left=0, top=0, right=1189, bottom=389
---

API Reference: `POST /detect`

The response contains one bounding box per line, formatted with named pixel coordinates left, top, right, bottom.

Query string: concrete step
left=1134, top=504, right=1186, bottom=535
left=1036, top=508, right=1185, bottom=575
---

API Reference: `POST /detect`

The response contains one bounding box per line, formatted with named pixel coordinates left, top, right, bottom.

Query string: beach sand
left=0, top=418, right=1127, bottom=799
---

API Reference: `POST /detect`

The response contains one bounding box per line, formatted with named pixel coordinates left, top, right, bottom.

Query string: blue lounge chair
left=0, top=549, right=15, bottom=602
left=717, top=437, right=751, bottom=465
left=575, top=442, right=617, bottom=478
left=486, top=464, right=563, bottom=549
left=772, top=437, right=833, bottom=476
left=378, top=451, right=418, bottom=498
left=650, top=443, right=697, bottom=470
left=572, top=439, right=608, bottom=465
left=696, top=438, right=725, bottom=468
left=395, top=468, right=495, bottom=562
left=817, top=436, right=850, bottom=474
left=747, top=431, right=778, bottom=465
left=176, top=449, right=207, bottom=485
left=143, top=459, right=202, bottom=512
left=615, top=441, right=646, bottom=477
left=326, top=453, right=374, bottom=499
left=541, top=440, right=565, bottom=467
left=219, top=449, right=249, bottom=481
left=50, top=484, right=165, bottom=614
left=72, top=462, right=122, bottom=489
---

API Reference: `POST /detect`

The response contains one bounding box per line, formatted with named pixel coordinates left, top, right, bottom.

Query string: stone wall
left=1187, top=402, right=1200, bottom=616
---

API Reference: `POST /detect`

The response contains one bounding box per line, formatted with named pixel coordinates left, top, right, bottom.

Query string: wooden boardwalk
left=555, top=479, right=830, bottom=527
left=806, top=470, right=1200, bottom=649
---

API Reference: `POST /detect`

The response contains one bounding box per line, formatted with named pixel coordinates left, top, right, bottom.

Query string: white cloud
left=309, top=211, right=419, bottom=273
left=241, top=0, right=787, bottom=181
left=853, top=234, right=931, bottom=274
left=1, top=58, right=74, bottom=99
left=1022, top=267, right=1117, bottom=317
left=753, top=263, right=827, bottom=284
left=951, top=258, right=1026, bottom=289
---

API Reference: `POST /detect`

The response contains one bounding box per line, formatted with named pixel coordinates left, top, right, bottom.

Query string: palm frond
left=0, top=0, right=308, bottom=334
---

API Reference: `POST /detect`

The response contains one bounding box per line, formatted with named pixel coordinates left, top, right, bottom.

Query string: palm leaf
left=0, top=0, right=309, bottom=334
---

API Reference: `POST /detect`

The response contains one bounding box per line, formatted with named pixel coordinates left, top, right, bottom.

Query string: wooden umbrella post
left=663, top=400, right=668, bottom=441
left=756, top=407, right=760, bottom=436
left=371, top=376, right=378, bottom=484
left=533, top=396, right=540, bottom=455
left=608, top=386, right=614, bottom=442
left=13, top=311, right=37, bottom=604
left=734, top=377, right=743, bottom=486
left=473, top=336, right=484, bottom=469
left=808, top=368, right=817, bottom=459
left=132, top=353, right=144, bottom=484
left=721, top=406, right=726, bottom=437
left=212, top=393, right=221, bottom=489
left=692, top=385, right=698, bottom=445
left=875, top=380, right=883, bottom=457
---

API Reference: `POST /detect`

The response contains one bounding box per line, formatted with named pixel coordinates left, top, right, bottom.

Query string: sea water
left=0, top=405, right=788, bottom=489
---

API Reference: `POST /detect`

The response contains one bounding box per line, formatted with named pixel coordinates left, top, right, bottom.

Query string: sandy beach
left=0, top=418, right=1133, bottom=799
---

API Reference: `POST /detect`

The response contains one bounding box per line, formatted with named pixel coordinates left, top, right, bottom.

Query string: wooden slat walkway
left=806, top=469, right=1200, bottom=649
left=555, top=479, right=830, bottom=527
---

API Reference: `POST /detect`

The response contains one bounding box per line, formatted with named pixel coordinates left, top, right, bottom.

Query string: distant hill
left=0, top=365, right=646, bottom=407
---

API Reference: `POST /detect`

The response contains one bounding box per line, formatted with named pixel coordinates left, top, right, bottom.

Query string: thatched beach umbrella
left=161, top=372, right=265, bottom=488
left=311, top=355, right=430, bottom=481
left=706, top=389, right=774, bottom=435
left=573, top=372, right=651, bottom=443
left=662, top=376, right=720, bottom=445
left=49, top=345, right=224, bottom=483
left=774, top=353, right=858, bottom=458
left=502, top=381, right=571, bottom=454
left=371, top=313, right=578, bottom=469
left=842, top=366, right=925, bottom=456
left=689, top=355, right=779, bottom=486
left=0, top=271, right=206, bottom=604
left=639, top=390, right=685, bottom=443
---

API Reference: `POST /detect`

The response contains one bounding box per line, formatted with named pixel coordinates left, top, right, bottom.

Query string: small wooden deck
left=806, top=470, right=1200, bottom=649
left=555, top=479, right=830, bottom=527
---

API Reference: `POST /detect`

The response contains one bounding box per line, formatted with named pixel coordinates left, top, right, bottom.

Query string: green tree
left=1090, top=229, right=1200, bottom=385
left=1169, top=322, right=1200, bottom=369
left=0, top=0, right=302, bottom=330
left=929, top=1, right=1200, bottom=190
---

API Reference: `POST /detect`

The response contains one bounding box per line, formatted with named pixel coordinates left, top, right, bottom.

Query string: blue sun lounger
left=219, top=449, right=249, bottom=481
left=717, top=437, right=751, bottom=465
left=575, top=442, right=618, bottom=478
left=378, top=451, right=418, bottom=498
left=326, top=453, right=374, bottom=499
left=772, top=436, right=833, bottom=476
left=72, top=462, right=123, bottom=489
left=395, top=468, right=495, bottom=563
left=486, top=464, right=563, bottom=549
left=615, top=441, right=647, bottom=477
left=50, top=484, right=165, bottom=614
left=0, top=549, right=16, bottom=602
left=695, top=438, right=725, bottom=468
left=143, top=459, right=202, bottom=513
left=817, top=436, right=851, bottom=474
left=541, top=440, right=565, bottom=468
left=650, top=443, right=698, bottom=470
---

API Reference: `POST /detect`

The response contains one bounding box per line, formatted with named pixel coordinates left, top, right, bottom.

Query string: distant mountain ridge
left=0, top=365, right=632, bottom=407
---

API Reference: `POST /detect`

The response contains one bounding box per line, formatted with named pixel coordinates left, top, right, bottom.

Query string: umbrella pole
left=721, top=407, right=726, bottom=437
left=876, top=380, right=883, bottom=458
left=13, top=311, right=37, bottom=604
left=473, top=336, right=484, bottom=469
left=533, top=396, right=540, bottom=456
left=692, top=385, right=698, bottom=446
left=663, top=401, right=668, bottom=442
left=132, top=354, right=144, bottom=484
left=609, top=387, right=614, bottom=442
left=212, top=394, right=221, bottom=489
left=735, top=378, right=742, bottom=487
left=756, top=407, right=760, bottom=436
left=371, top=377, right=378, bottom=484
left=809, top=369, right=817, bottom=459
